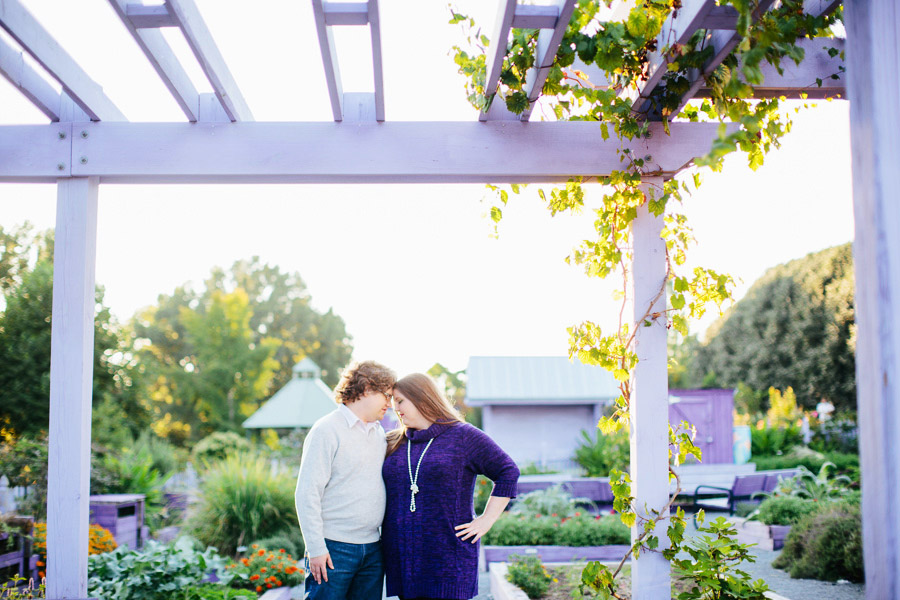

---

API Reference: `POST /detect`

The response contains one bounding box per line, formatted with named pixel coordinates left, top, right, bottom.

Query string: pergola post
left=629, top=178, right=670, bottom=599
left=45, top=98, right=99, bottom=600
left=845, top=0, right=900, bottom=596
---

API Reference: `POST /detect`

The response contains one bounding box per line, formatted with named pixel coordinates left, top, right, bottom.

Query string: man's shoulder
left=307, top=409, right=344, bottom=437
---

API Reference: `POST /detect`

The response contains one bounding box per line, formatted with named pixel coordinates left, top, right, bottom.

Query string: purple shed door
left=669, top=389, right=735, bottom=464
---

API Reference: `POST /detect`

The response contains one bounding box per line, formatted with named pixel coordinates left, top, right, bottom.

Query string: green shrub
left=0, top=435, right=49, bottom=518
left=192, top=432, right=252, bottom=467
left=752, top=451, right=859, bottom=484
left=557, top=514, right=629, bottom=546
left=91, top=446, right=171, bottom=531
left=573, top=429, right=629, bottom=477
left=506, top=555, right=552, bottom=599
left=511, top=485, right=581, bottom=518
left=188, top=452, right=298, bottom=556
left=754, top=496, right=818, bottom=526
left=248, top=532, right=305, bottom=560
left=88, top=538, right=231, bottom=600
left=734, top=501, right=759, bottom=518
left=178, top=584, right=256, bottom=600
left=519, top=463, right=560, bottom=475
left=483, top=513, right=627, bottom=547
left=474, top=475, right=492, bottom=515
left=133, top=430, right=189, bottom=476
left=772, top=499, right=863, bottom=582
left=750, top=424, right=803, bottom=457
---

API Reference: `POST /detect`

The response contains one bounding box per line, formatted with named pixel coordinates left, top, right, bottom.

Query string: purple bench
left=482, top=544, right=631, bottom=570
left=516, top=478, right=614, bottom=508
left=692, top=469, right=801, bottom=515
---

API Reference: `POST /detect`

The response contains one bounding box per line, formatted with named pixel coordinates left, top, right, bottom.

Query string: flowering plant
left=227, top=544, right=305, bottom=592
left=32, top=522, right=117, bottom=579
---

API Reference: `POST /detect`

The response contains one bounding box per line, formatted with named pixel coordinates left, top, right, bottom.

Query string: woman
left=382, top=373, right=519, bottom=600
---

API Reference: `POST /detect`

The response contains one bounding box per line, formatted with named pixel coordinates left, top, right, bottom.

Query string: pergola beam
left=0, top=35, right=61, bottom=121
left=0, top=121, right=726, bottom=183
left=125, top=4, right=178, bottom=29
left=510, top=5, right=559, bottom=30
left=479, top=0, right=517, bottom=121
left=520, top=0, right=577, bottom=122
left=0, top=0, right=125, bottom=121
left=311, top=0, right=344, bottom=121
left=108, top=0, right=200, bottom=121
left=164, top=0, right=253, bottom=121
left=323, top=2, right=368, bottom=26
left=369, top=0, right=384, bottom=121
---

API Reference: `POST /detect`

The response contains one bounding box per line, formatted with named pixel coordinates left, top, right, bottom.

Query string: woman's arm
left=455, top=495, right=511, bottom=543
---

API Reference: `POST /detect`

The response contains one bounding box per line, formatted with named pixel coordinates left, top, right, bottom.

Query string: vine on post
left=451, top=0, right=841, bottom=597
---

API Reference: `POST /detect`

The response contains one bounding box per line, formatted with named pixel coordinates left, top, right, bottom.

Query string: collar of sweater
left=405, top=421, right=456, bottom=442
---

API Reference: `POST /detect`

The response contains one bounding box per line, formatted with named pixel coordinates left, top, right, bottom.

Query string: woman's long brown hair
left=385, top=373, right=463, bottom=456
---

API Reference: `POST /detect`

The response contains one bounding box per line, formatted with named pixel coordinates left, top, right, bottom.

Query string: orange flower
left=276, top=580, right=283, bottom=586
left=266, top=583, right=273, bottom=589
left=286, top=566, right=297, bottom=574
left=575, top=512, right=581, bottom=517
left=252, top=544, right=259, bottom=549
left=261, top=567, right=267, bottom=573
left=266, top=556, right=273, bottom=562
left=250, top=575, right=260, bottom=581
left=241, top=558, right=250, bottom=566
left=280, top=548, right=286, bottom=553
left=256, top=586, right=263, bottom=593
left=36, top=561, right=45, bottom=567
left=259, top=549, right=266, bottom=556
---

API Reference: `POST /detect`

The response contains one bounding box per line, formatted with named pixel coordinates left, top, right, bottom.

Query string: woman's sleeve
left=465, top=425, right=520, bottom=498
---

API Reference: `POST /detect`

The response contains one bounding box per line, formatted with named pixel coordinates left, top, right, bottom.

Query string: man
left=295, top=360, right=396, bottom=600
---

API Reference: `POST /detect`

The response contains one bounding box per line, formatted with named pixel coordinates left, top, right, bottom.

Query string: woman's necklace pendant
left=410, top=483, right=419, bottom=494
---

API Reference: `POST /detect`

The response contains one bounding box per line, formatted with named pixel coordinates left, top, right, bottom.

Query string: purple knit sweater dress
left=382, top=422, right=519, bottom=600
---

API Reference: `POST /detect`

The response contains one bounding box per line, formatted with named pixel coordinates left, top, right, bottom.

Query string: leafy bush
left=772, top=499, right=863, bottom=582
left=671, top=516, right=769, bottom=600
left=573, top=429, right=629, bottom=477
left=750, top=423, right=803, bottom=457
left=87, top=538, right=231, bottom=600
left=0, top=575, right=45, bottom=599
left=506, top=555, right=552, bottom=599
left=734, top=501, right=759, bottom=518
left=227, top=544, right=305, bottom=592
left=483, top=513, right=627, bottom=547
left=188, top=453, right=298, bottom=556
left=132, top=430, right=189, bottom=476
left=754, top=496, right=818, bottom=526
left=192, top=432, right=252, bottom=467
left=91, top=446, right=171, bottom=531
left=778, top=462, right=853, bottom=501
left=809, top=415, right=858, bottom=454
left=752, top=451, right=859, bottom=484
left=511, top=485, right=583, bottom=519
left=473, top=475, right=491, bottom=515
left=247, top=532, right=304, bottom=560
left=178, top=584, right=256, bottom=600
left=519, top=463, right=559, bottom=475
left=32, top=521, right=117, bottom=579
left=0, top=435, right=49, bottom=517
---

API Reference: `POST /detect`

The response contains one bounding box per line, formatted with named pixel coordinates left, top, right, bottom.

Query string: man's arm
left=295, top=424, right=337, bottom=582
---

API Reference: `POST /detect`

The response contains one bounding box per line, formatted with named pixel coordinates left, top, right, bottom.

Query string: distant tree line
left=670, top=243, right=856, bottom=414
left=0, top=223, right=353, bottom=445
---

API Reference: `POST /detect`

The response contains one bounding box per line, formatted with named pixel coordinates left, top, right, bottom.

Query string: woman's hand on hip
left=455, top=515, right=495, bottom=544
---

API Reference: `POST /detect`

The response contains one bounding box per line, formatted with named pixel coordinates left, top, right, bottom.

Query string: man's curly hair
left=334, top=360, right=396, bottom=404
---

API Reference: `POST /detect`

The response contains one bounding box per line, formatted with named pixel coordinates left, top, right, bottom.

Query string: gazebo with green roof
left=242, top=358, right=336, bottom=431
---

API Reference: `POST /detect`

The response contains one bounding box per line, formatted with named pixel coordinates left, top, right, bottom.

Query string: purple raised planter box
left=482, top=545, right=631, bottom=570
left=89, top=494, right=146, bottom=550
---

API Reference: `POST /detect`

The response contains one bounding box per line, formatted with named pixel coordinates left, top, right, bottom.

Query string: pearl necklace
left=407, top=437, right=434, bottom=513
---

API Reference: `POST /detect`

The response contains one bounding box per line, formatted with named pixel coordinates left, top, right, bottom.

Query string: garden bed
left=727, top=516, right=791, bottom=551
left=481, top=545, right=630, bottom=571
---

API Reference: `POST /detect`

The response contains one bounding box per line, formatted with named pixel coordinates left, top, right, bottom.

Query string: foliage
left=0, top=434, right=48, bottom=517
left=473, top=475, right=492, bottom=515
left=752, top=450, right=859, bottom=484
left=772, top=499, right=863, bottom=582
left=753, top=496, right=817, bottom=526
left=0, top=576, right=45, bottom=599
left=506, top=555, right=553, bottom=599
left=749, top=422, right=802, bottom=457
left=87, top=538, right=232, bottom=600
left=573, top=429, right=630, bottom=477
left=176, top=585, right=255, bottom=600
left=808, top=414, right=858, bottom=454
left=511, top=485, right=584, bottom=519
left=90, top=445, right=172, bottom=532
left=31, top=521, right=117, bottom=579
left=426, top=363, right=480, bottom=426
left=693, top=244, right=856, bottom=412
left=483, top=513, right=628, bottom=547
left=131, top=258, right=353, bottom=444
left=769, top=462, right=853, bottom=501
left=450, top=0, right=843, bottom=596
left=227, top=544, right=305, bottom=592
left=246, top=533, right=304, bottom=562
left=192, top=432, right=252, bottom=467
left=187, top=453, right=299, bottom=556
left=668, top=516, right=769, bottom=600
left=519, top=463, right=560, bottom=476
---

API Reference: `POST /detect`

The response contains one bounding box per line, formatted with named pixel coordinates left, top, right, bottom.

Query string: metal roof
left=242, top=372, right=336, bottom=429
left=465, top=356, right=619, bottom=405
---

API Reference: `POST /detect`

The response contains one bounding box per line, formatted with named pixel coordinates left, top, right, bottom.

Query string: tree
left=133, top=258, right=353, bottom=444
left=426, top=363, right=481, bottom=427
left=0, top=225, right=130, bottom=439
left=690, top=244, right=855, bottom=411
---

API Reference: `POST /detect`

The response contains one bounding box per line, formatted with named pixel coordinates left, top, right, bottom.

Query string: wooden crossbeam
left=125, top=4, right=178, bottom=29
left=311, top=0, right=344, bottom=121
left=108, top=0, right=200, bottom=121
left=323, top=2, right=368, bottom=26
left=479, top=0, right=518, bottom=121
left=693, top=38, right=845, bottom=100
left=511, top=5, right=559, bottom=30
left=369, top=0, right=384, bottom=121
left=0, top=35, right=61, bottom=121
left=520, top=0, right=577, bottom=122
left=164, top=0, right=253, bottom=121
left=0, top=121, right=726, bottom=183
left=0, top=0, right=125, bottom=121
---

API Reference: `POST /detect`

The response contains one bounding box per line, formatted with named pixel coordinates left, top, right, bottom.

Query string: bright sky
left=0, top=0, right=854, bottom=377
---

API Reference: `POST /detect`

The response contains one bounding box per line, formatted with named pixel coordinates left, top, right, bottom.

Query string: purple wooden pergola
left=0, top=0, right=894, bottom=598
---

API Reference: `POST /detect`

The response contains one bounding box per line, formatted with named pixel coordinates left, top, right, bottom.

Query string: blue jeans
left=305, top=539, right=384, bottom=600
